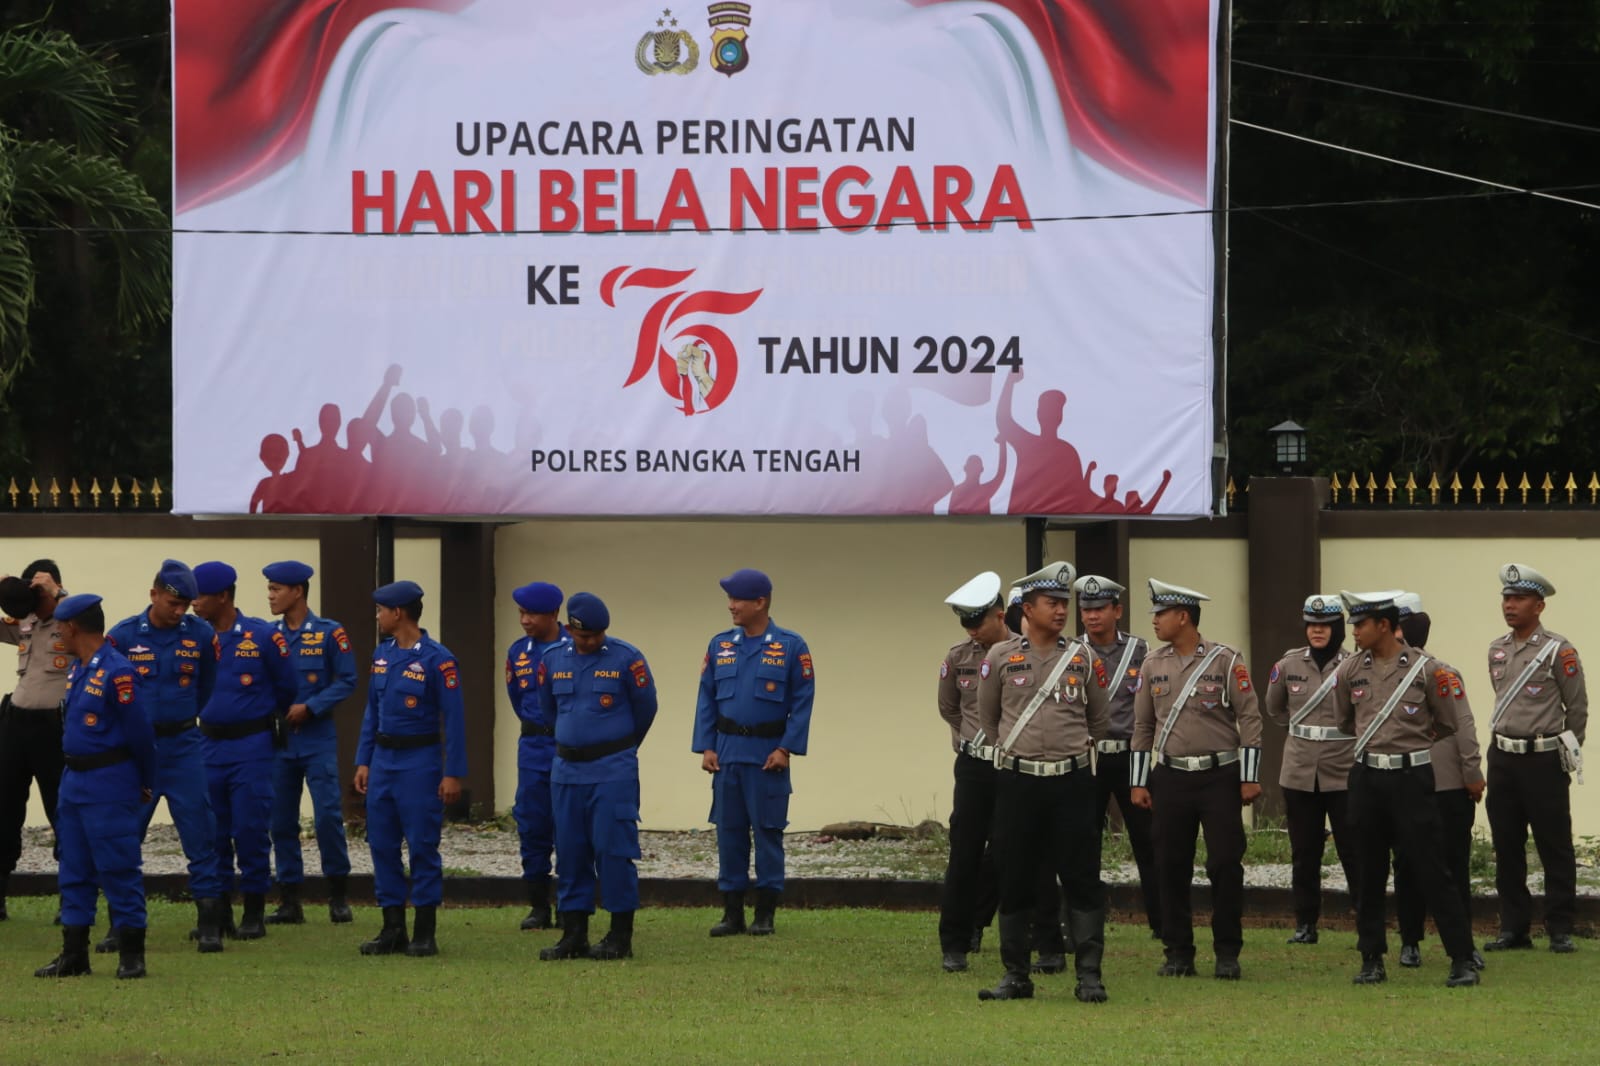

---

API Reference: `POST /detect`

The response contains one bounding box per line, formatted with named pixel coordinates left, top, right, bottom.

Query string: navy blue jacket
left=60, top=643, right=156, bottom=803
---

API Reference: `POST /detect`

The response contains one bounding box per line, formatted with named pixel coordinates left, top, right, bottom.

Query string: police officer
left=506, top=581, right=569, bottom=932
left=33, top=594, right=155, bottom=979
left=1263, top=593, right=1357, bottom=946
left=263, top=560, right=358, bottom=925
left=1483, top=563, right=1587, bottom=955
left=0, top=561, right=69, bottom=920
left=1391, top=592, right=1484, bottom=970
left=693, top=569, right=815, bottom=938
left=353, top=581, right=466, bottom=958
left=104, top=560, right=227, bottom=954
left=975, top=562, right=1112, bottom=1003
left=1129, top=579, right=1261, bottom=981
left=536, top=593, right=657, bottom=961
left=1333, top=590, right=1478, bottom=988
left=935, top=571, right=1015, bottom=973
left=1073, top=574, right=1160, bottom=941
left=192, top=562, right=297, bottom=940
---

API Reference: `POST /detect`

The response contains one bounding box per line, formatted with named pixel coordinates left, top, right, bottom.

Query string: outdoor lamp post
left=1268, top=420, right=1307, bottom=475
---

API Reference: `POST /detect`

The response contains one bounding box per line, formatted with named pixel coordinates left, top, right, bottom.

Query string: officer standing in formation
left=104, top=560, right=227, bottom=954
left=1130, top=579, right=1261, bottom=981
left=192, top=562, right=297, bottom=941
left=1263, top=594, right=1356, bottom=946
left=536, top=593, right=656, bottom=961
left=353, top=581, right=466, bottom=958
left=0, top=561, right=70, bottom=921
left=1333, top=590, right=1478, bottom=988
left=1484, top=563, right=1587, bottom=955
left=976, top=562, right=1113, bottom=1004
left=263, top=560, right=357, bottom=925
left=1073, top=574, right=1160, bottom=940
left=934, top=571, right=1014, bottom=973
left=505, top=581, right=569, bottom=932
left=694, top=569, right=815, bottom=938
left=33, top=593, right=154, bottom=980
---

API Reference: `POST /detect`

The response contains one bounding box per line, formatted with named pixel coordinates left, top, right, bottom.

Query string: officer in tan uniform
left=1391, top=592, right=1485, bottom=971
left=1333, top=590, right=1479, bottom=988
left=935, top=571, right=1016, bottom=973
left=1263, top=593, right=1356, bottom=946
left=975, top=562, right=1112, bottom=1004
left=1129, top=579, right=1261, bottom=980
left=1483, top=563, right=1587, bottom=955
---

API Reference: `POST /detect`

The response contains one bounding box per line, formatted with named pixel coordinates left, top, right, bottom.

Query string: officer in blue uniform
left=192, top=562, right=298, bottom=940
left=693, top=568, right=815, bottom=937
left=262, top=560, right=358, bottom=925
left=34, top=594, right=156, bottom=980
left=506, top=581, right=569, bottom=931
left=536, top=593, right=657, bottom=962
left=103, top=560, right=227, bottom=954
left=354, top=580, right=466, bottom=958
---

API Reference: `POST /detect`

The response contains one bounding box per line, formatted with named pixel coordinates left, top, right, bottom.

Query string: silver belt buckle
left=1096, top=739, right=1130, bottom=754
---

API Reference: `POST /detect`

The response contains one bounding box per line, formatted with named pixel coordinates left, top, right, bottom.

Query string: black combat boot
left=193, top=893, right=236, bottom=942
left=1286, top=924, right=1318, bottom=944
left=327, top=875, right=354, bottom=924
left=405, top=906, right=439, bottom=957
left=538, top=911, right=590, bottom=961
left=941, top=949, right=969, bottom=973
left=1156, top=945, right=1197, bottom=977
left=195, top=898, right=226, bottom=954
left=978, top=912, right=1035, bottom=1001
left=265, top=882, right=305, bottom=925
left=94, top=926, right=121, bottom=954
left=589, top=910, right=635, bottom=960
left=116, top=926, right=148, bottom=979
left=236, top=893, right=268, bottom=939
left=1214, top=953, right=1242, bottom=980
left=1445, top=958, right=1481, bottom=987
left=520, top=880, right=552, bottom=931
left=1069, top=909, right=1108, bottom=1003
left=1352, top=953, right=1387, bottom=984
left=748, top=889, right=778, bottom=936
left=35, top=925, right=93, bottom=977
left=709, top=891, right=746, bottom=937
left=360, top=905, right=410, bottom=955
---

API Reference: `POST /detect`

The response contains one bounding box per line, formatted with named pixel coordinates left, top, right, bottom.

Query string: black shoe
left=1483, top=932, right=1533, bottom=951
left=405, top=906, right=439, bottom=957
left=1031, top=952, right=1066, bottom=975
left=1399, top=944, right=1422, bottom=968
left=1446, top=959, right=1480, bottom=987
left=589, top=911, right=634, bottom=960
left=977, top=971, right=1034, bottom=1001
left=539, top=911, right=591, bottom=961
left=116, top=927, right=147, bottom=979
left=327, top=875, right=354, bottom=924
left=1549, top=934, right=1578, bottom=954
left=35, top=926, right=93, bottom=978
left=968, top=928, right=984, bottom=953
left=1352, top=955, right=1387, bottom=985
left=1470, top=949, right=1486, bottom=970
left=94, top=927, right=121, bottom=954
left=749, top=889, right=778, bottom=936
left=360, top=905, right=410, bottom=956
left=520, top=880, right=553, bottom=932
left=265, top=883, right=305, bottom=925
left=1286, top=925, right=1318, bottom=945
left=1156, top=949, right=1197, bottom=977
left=942, top=951, right=969, bottom=973
left=1214, top=956, right=1242, bottom=980
left=236, top=893, right=268, bottom=940
left=709, top=891, right=746, bottom=937
left=195, top=898, right=226, bottom=954
left=1069, top=908, right=1108, bottom=1004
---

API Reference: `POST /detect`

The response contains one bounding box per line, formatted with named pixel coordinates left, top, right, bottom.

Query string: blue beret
left=513, top=581, right=563, bottom=614
left=155, top=559, right=197, bottom=600
left=194, top=562, right=238, bottom=596
left=262, top=560, right=314, bottom=585
left=719, top=568, right=772, bottom=600
left=373, top=580, right=424, bottom=607
left=566, top=592, right=609, bottom=632
left=55, top=593, right=102, bottom=624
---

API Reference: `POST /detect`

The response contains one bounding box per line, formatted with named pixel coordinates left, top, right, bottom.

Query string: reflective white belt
left=1156, top=750, right=1240, bottom=772
left=1494, top=734, right=1562, bottom=754
left=1095, top=739, right=1131, bottom=754
left=996, top=752, right=1091, bottom=777
left=1359, top=750, right=1432, bottom=770
left=1289, top=723, right=1355, bottom=742
left=960, top=738, right=996, bottom=761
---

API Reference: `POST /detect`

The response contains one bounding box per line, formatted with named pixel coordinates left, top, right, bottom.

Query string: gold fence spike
left=1225, top=476, right=1237, bottom=509
left=1565, top=472, right=1578, bottom=505
left=130, top=479, right=143, bottom=508
left=28, top=477, right=40, bottom=507
left=1591, top=473, right=1600, bottom=505
left=1495, top=473, right=1508, bottom=506
left=1450, top=472, right=1462, bottom=505
left=1403, top=473, right=1417, bottom=505
left=1472, top=473, right=1484, bottom=505
left=1541, top=473, right=1554, bottom=505
left=6, top=477, right=16, bottom=508
left=110, top=478, right=123, bottom=508
left=69, top=478, right=81, bottom=508
left=151, top=479, right=163, bottom=509
left=1330, top=476, right=1340, bottom=505
left=1517, top=472, right=1530, bottom=506
left=90, top=478, right=102, bottom=508
left=1427, top=472, right=1440, bottom=505
left=1347, top=472, right=1359, bottom=497
left=47, top=477, right=60, bottom=508
left=1364, top=472, right=1378, bottom=505
left=1384, top=473, right=1397, bottom=505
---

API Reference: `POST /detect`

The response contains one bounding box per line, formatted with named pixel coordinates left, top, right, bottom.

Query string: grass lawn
left=1, top=897, right=1596, bottom=1064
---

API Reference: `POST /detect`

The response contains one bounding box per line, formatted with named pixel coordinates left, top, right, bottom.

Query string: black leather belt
left=716, top=715, right=784, bottom=738
left=3, top=694, right=59, bottom=714
left=154, top=717, right=199, bottom=738
left=376, top=732, right=441, bottom=750
left=200, top=714, right=274, bottom=740
left=520, top=721, right=555, bottom=738
left=557, top=735, right=635, bottom=762
left=65, top=748, right=132, bottom=771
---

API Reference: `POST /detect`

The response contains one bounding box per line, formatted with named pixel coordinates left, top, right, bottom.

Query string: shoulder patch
left=439, top=659, right=459, bottom=688
left=1233, top=663, right=1252, bottom=692
left=333, top=627, right=352, bottom=653
left=800, top=652, right=814, bottom=680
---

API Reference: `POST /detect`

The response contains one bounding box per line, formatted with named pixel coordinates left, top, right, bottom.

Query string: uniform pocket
left=759, top=771, right=792, bottom=829
left=609, top=801, right=642, bottom=859
left=753, top=664, right=788, bottom=703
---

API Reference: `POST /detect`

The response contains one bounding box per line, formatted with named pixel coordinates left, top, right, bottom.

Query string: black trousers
left=1282, top=783, right=1360, bottom=926
left=1395, top=788, right=1474, bottom=945
left=1350, top=762, right=1473, bottom=960
left=1094, top=749, right=1160, bottom=932
left=0, top=700, right=64, bottom=876
left=1486, top=747, right=1577, bottom=936
left=992, top=768, right=1104, bottom=921
left=1150, top=763, right=1244, bottom=956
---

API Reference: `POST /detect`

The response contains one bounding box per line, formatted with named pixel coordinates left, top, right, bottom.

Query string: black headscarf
left=1309, top=617, right=1345, bottom=670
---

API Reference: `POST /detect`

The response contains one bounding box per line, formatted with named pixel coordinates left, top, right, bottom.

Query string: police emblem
left=637, top=9, right=699, bottom=75
left=707, top=2, right=751, bottom=77
left=240, top=674, right=253, bottom=686
left=84, top=713, right=98, bottom=727
left=600, top=694, right=616, bottom=708
left=307, top=672, right=318, bottom=684
left=405, top=695, right=419, bottom=708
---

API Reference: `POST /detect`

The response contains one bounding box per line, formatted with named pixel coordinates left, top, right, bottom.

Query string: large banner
left=172, top=0, right=1219, bottom=516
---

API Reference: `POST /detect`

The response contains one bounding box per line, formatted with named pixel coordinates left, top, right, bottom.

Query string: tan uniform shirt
left=0, top=612, right=72, bottom=709
left=1332, top=646, right=1459, bottom=754
left=937, top=628, right=1018, bottom=750
left=1132, top=637, right=1262, bottom=758
left=976, top=634, right=1111, bottom=761
left=1487, top=626, right=1587, bottom=744
left=1264, top=646, right=1352, bottom=792
left=1086, top=632, right=1147, bottom=741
